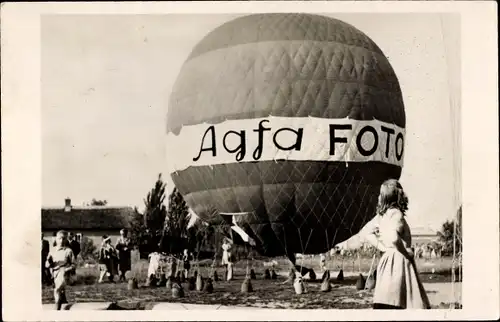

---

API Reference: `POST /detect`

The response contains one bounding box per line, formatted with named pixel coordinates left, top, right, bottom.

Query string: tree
left=438, top=205, right=462, bottom=257
left=90, top=199, right=108, bottom=206
left=129, top=206, right=146, bottom=248
left=80, top=236, right=98, bottom=261
left=144, top=174, right=168, bottom=236
left=186, top=221, right=230, bottom=260
left=161, top=188, right=190, bottom=254
left=130, top=174, right=168, bottom=257
left=187, top=220, right=211, bottom=253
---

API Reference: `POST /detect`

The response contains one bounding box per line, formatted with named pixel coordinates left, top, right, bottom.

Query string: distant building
left=411, top=226, right=439, bottom=245
left=41, top=198, right=136, bottom=246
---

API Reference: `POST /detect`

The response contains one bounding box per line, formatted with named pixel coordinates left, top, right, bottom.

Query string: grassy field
left=42, top=255, right=462, bottom=309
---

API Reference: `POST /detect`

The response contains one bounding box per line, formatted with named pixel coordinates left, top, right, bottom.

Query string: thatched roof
left=41, top=206, right=136, bottom=230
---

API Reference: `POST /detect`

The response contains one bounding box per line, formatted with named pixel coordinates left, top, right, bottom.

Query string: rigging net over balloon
left=166, top=13, right=406, bottom=264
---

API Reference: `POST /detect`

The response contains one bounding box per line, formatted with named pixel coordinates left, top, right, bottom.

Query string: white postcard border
left=1, top=1, right=498, bottom=321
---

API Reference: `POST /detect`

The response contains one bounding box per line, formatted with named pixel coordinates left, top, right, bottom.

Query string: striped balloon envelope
left=166, top=13, right=406, bottom=260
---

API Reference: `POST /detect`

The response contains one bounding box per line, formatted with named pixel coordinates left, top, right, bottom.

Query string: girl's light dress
left=221, top=243, right=232, bottom=265
left=364, top=208, right=431, bottom=309
left=147, top=252, right=162, bottom=276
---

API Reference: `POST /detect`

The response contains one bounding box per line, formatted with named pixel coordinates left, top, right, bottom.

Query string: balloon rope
left=297, top=229, right=305, bottom=272
left=304, top=230, right=314, bottom=272
left=303, top=230, right=314, bottom=285
left=303, top=230, right=314, bottom=254
left=209, top=226, right=218, bottom=278
left=286, top=229, right=293, bottom=269
left=196, top=239, right=201, bottom=274
left=440, top=15, right=460, bottom=307
left=245, top=244, right=249, bottom=277
left=325, top=229, right=330, bottom=272
left=210, top=253, right=216, bottom=277
left=367, top=253, right=376, bottom=276
left=331, top=229, right=341, bottom=271
left=358, top=252, right=361, bottom=274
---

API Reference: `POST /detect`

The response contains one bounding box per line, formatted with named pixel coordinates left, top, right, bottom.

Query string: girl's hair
left=376, top=179, right=409, bottom=216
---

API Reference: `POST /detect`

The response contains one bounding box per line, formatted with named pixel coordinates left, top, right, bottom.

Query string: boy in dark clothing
left=68, top=233, right=81, bottom=259
left=67, top=233, right=81, bottom=284
left=41, top=234, right=51, bottom=285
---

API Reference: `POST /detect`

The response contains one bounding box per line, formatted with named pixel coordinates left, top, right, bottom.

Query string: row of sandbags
left=288, top=268, right=377, bottom=295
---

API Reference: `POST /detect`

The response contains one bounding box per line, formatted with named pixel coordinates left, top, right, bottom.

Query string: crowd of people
left=41, top=232, right=81, bottom=286
left=145, top=248, right=194, bottom=282
left=414, top=243, right=443, bottom=259
left=97, top=229, right=133, bottom=283
left=41, top=228, right=133, bottom=309
left=144, top=236, right=234, bottom=281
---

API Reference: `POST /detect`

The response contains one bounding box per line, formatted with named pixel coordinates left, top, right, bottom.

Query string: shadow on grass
left=73, top=273, right=98, bottom=285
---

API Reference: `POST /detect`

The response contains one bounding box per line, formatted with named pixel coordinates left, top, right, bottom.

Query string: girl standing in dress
left=98, top=235, right=118, bottom=283
left=115, top=229, right=132, bottom=282
left=221, top=238, right=232, bottom=266
left=221, top=238, right=234, bottom=280
left=361, top=179, right=431, bottom=309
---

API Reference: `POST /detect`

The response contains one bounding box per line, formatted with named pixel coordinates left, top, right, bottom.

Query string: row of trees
left=129, top=174, right=217, bottom=259
left=437, top=205, right=462, bottom=257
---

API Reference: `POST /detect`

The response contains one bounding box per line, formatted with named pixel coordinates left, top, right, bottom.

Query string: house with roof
left=411, top=226, right=439, bottom=245
left=42, top=198, right=136, bottom=247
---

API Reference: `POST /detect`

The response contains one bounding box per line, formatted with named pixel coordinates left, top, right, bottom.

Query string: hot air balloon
left=166, top=13, right=406, bottom=266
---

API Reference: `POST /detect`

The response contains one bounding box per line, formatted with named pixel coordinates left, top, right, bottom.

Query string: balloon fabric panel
left=167, top=13, right=406, bottom=257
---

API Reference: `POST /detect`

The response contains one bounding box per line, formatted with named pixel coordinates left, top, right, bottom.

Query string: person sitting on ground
left=115, top=229, right=132, bottom=282
left=98, top=235, right=117, bottom=283
left=45, top=230, right=75, bottom=310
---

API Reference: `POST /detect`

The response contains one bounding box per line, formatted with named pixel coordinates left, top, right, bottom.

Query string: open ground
left=42, top=255, right=462, bottom=310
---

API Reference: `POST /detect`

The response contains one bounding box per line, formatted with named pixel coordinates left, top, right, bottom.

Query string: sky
left=41, top=13, right=461, bottom=233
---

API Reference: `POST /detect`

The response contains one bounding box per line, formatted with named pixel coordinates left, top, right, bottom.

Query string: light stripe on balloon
left=166, top=116, right=405, bottom=174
